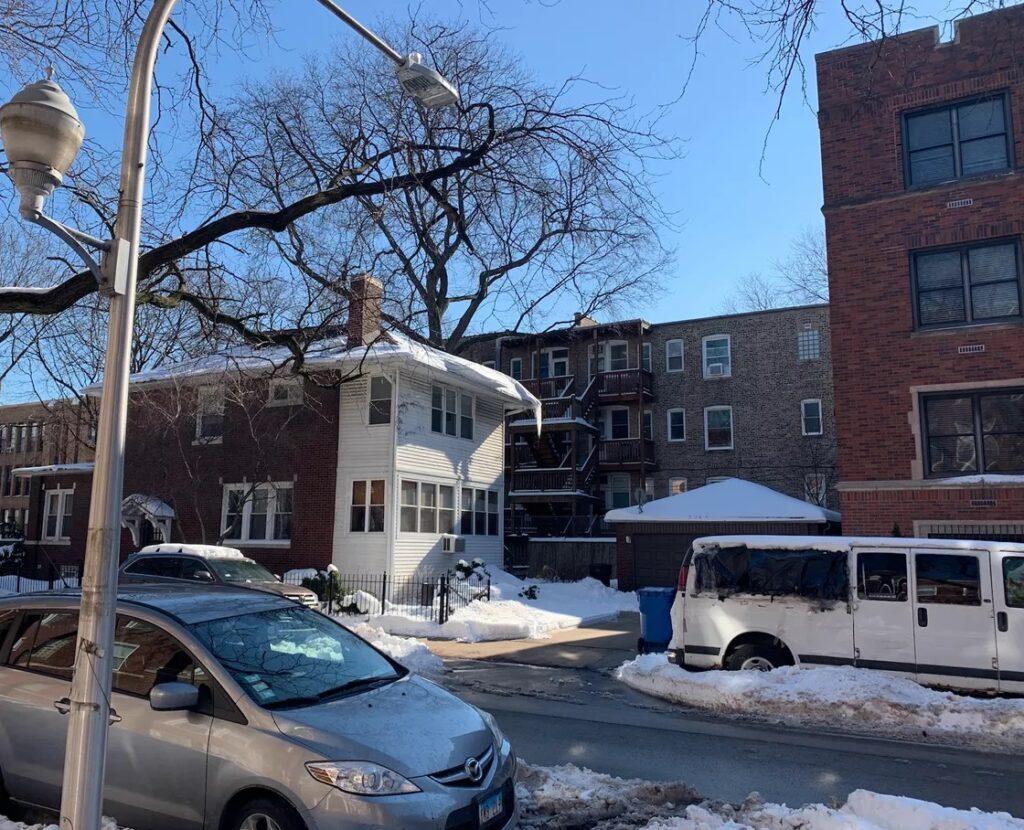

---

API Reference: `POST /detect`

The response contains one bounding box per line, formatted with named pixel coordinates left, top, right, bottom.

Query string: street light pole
left=0, top=6, right=458, bottom=830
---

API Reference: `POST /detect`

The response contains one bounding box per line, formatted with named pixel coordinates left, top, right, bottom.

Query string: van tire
left=725, top=643, right=791, bottom=672
left=229, top=796, right=305, bottom=830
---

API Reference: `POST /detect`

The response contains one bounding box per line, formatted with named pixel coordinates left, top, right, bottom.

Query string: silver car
left=0, top=585, right=517, bottom=830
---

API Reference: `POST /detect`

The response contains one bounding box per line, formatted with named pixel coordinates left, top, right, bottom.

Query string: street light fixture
left=0, top=7, right=458, bottom=830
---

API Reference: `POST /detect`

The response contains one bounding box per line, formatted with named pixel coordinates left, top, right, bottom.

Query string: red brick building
left=818, top=7, right=1024, bottom=538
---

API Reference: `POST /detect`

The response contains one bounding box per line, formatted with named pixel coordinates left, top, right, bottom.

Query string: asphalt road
left=444, top=660, right=1024, bottom=816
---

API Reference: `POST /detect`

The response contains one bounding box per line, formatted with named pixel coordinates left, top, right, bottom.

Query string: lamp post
left=0, top=7, right=457, bottom=830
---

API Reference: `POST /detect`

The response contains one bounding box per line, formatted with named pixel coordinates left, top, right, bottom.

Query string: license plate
left=478, top=790, right=504, bottom=826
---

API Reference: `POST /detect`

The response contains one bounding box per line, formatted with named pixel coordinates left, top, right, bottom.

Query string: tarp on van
left=694, top=545, right=848, bottom=600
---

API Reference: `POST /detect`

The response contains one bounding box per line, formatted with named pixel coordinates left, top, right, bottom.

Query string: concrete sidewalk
left=422, top=612, right=640, bottom=670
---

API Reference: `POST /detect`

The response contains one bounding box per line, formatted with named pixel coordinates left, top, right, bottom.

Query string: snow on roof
left=604, top=478, right=841, bottom=524
left=12, top=462, right=95, bottom=477
left=694, top=534, right=1024, bottom=553
left=137, top=543, right=249, bottom=559
left=85, top=331, right=540, bottom=417
left=122, top=494, right=175, bottom=519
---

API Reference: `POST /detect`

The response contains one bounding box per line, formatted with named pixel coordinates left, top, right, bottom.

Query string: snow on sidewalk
left=616, top=654, right=1024, bottom=748
left=347, top=622, right=444, bottom=675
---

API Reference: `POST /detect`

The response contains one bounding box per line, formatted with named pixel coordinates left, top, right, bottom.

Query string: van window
left=856, top=553, right=908, bottom=601
left=1003, top=557, right=1024, bottom=608
left=694, top=546, right=848, bottom=601
left=915, top=554, right=981, bottom=606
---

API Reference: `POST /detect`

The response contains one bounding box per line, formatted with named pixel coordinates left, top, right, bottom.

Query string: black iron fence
left=0, top=540, right=83, bottom=595
left=281, top=569, right=491, bottom=625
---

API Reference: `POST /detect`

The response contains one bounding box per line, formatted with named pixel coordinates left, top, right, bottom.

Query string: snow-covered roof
left=84, top=331, right=540, bottom=417
left=604, top=478, right=841, bottom=524
left=694, top=534, right=1024, bottom=554
left=137, top=543, right=248, bottom=560
left=122, top=494, right=175, bottom=519
left=12, top=462, right=95, bottom=477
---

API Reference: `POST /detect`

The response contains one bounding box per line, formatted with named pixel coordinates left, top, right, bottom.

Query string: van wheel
left=725, top=643, right=791, bottom=672
left=231, top=797, right=305, bottom=830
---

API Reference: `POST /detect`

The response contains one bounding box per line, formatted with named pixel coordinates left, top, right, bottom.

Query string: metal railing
left=0, top=545, right=83, bottom=595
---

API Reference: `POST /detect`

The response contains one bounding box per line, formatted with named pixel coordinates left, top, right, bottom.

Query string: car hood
left=240, top=580, right=318, bottom=599
left=272, top=675, right=492, bottom=779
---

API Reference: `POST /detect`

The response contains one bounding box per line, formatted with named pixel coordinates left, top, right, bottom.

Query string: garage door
left=631, top=533, right=694, bottom=587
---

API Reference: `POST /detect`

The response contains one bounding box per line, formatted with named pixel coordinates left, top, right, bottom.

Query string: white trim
left=509, top=357, right=523, bottom=380
left=665, top=339, right=684, bottom=373
left=666, top=408, right=686, bottom=442
left=604, top=406, right=632, bottom=440
left=221, top=481, right=293, bottom=545
left=367, top=374, right=393, bottom=426
left=42, top=488, right=74, bottom=542
left=702, top=334, right=732, bottom=379
left=349, top=478, right=387, bottom=533
left=801, top=398, right=824, bottom=436
left=266, top=376, right=303, bottom=407
left=704, top=405, right=734, bottom=451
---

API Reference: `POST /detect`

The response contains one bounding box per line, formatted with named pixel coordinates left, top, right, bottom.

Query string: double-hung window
left=913, top=240, right=1021, bottom=329
left=665, top=339, right=684, bottom=372
left=368, top=376, right=392, bottom=425
left=195, top=386, right=224, bottom=442
left=641, top=343, right=652, bottom=372
left=400, top=481, right=456, bottom=534
left=431, top=385, right=474, bottom=439
left=43, top=489, right=73, bottom=541
left=350, top=480, right=385, bottom=532
left=801, top=399, right=823, bottom=436
left=702, top=335, right=731, bottom=378
left=460, top=487, right=498, bottom=535
left=704, top=406, right=734, bottom=450
left=667, top=408, right=686, bottom=442
left=606, top=408, right=630, bottom=440
left=509, top=358, right=523, bottom=380
left=222, top=482, right=293, bottom=542
left=904, top=95, right=1011, bottom=187
left=922, top=388, right=1024, bottom=476
left=540, top=348, right=570, bottom=379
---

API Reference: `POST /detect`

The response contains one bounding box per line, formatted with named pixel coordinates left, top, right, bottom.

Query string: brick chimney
left=347, top=274, right=384, bottom=347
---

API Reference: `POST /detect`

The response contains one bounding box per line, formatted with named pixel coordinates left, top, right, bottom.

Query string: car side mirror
left=193, top=570, right=214, bottom=582
left=150, top=682, right=200, bottom=711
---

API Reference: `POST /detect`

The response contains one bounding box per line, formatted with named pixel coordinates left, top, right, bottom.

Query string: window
left=10, top=612, right=78, bottom=679
left=460, top=487, right=498, bottom=536
left=111, top=616, right=206, bottom=697
left=667, top=408, right=686, bottom=442
left=668, top=477, right=687, bottom=495
left=642, top=410, right=653, bottom=440
left=400, top=480, right=457, bottom=534
left=797, top=327, right=820, bottom=361
left=856, top=552, right=908, bottom=601
left=604, top=473, right=631, bottom=510
left=608, top=341, right=628, bottom=371
left=702, top=335, right=731, bottom=378
left=904, top=95, right=1010, bottom=187
left=801, top=399, right=823, bottom=436
left=641, top=343, right=652, bottom=372
left=368, top=376, right=392, bottom=425
left=125, top=556, right=181, bottom=578
left=509, top=358, right=523, bottom=380
left=221, top=483, right=293, bottom=542
left=704, top=406, right=733, bottom=450
left=268, top=377, right=303, bottom=407
left=592, top=340, right=629, bottom=374
left=350, top=480, right=385, bottom=533
left=922, top=389, right=1024, bottom=476
left=0, top=610, right=16, bottom=656
left=915, top=553, right=981, bottom=606
left=195, top=386, right=224, bottom=442
left=540, top=348, right=569, bottom=379
left=804, top=473, right=828, bottom=506
left=43, top=489, right=73, bottom=541
left=665, top=339, right=684, bottom=372
left=913, top=241, right=1021, bottom=329
left=1003, top=557, right=1024, bottom=609
left=606, top=408, right=630, bottom=440
left=432, top=385, right=473, bottom=439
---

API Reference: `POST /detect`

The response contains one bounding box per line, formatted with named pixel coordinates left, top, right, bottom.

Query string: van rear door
left=993, top=552, right=1024, bottom=693
left=851, top=548, right=916, bottom=678
left=912, top=548, right=998, bottom=691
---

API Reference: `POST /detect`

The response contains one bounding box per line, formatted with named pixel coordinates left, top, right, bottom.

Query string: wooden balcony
left=509, top=374, right=599, bottom=432
left=598, top=438, right=657, bottom=469
left=595, top=369, right=654, bottom=401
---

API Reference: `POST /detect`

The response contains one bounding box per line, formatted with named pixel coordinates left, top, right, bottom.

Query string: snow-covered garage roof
left=604, top=478, right=840, bottom=524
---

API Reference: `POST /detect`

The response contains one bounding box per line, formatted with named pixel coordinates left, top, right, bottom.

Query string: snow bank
left=518, top=763, right=1024, bottom=830
left=616, top=655, right=1024, bottom=748
left=349, top=623, right=444, bottom=676
left=367, top=569, right=637, bottom=643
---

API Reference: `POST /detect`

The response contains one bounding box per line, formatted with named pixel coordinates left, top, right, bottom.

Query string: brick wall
left=839, top=485, right=1024, bottom=537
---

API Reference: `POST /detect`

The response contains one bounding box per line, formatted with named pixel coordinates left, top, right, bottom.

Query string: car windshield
left=189, top=606, right=401, bottom=708
left=207, top=559, right=277, bottom=583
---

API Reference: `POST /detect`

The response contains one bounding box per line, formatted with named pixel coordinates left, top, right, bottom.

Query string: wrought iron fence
left=0, top=541, right=83, bottom=595
left=281, top=569, right=491, bottom=625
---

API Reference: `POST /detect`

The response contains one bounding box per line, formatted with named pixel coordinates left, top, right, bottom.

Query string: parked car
left=120, top=544, right=319, bottom=608
left=0, top=584, right=517, bottom=830
left=668, top=534, right=1024, bottom=693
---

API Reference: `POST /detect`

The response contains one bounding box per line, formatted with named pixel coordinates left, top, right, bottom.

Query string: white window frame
left=641, top=342, right=652, bottom=372
left=195, top=386, right=225, bottom=444
left=605, top=406, right=632, bottom=440
left=349, top=479, right=386, bottom=533
left=431, top=385, right=474, bottom=440
left=509, top=358, right=523, bottom=380
left=666, top=408, right=686, bottom=442
left=804, top=473, right=828, bottom=506
left=607, top=340, right=629, bottom=372
left=221, top=482, right=293, bottom=545
left=704, top=405, right=734, bottom=451
left=702, top=335, right=732, bottom=379
left=400, top=480, right=457, bottom=535
left=368, top=375, right=393, bottom=426
left=540, top=347, right=570, bottom=379
left=43, top=488, right=73, bottom=542
left=267, top=377, right=303, bottom=407
left=665, top=339, right=684, bottom=373
left=668, top=477, right=687, bottom=495
left=801, top=399, right=824, bottom=436
left=460, top=486, right=499, bottom=536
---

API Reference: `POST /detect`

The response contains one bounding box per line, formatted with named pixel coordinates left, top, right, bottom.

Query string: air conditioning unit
left=707, top=363, right=725, bottom=377
left=441, top=534, right=465, bottom=554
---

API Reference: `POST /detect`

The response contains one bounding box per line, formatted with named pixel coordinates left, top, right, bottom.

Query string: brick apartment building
left=468, top=304, right=837, bottom=536
left=818, top=6, right=1024, bottom=538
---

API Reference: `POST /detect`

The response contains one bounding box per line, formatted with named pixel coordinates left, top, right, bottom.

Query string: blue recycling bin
left=636, top=586, right=676, bottom=654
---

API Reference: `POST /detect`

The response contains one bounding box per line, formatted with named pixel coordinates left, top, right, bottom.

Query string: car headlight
left=478, top=708, right=507, bottom=748
left=305, top=761, right=421, bottom=796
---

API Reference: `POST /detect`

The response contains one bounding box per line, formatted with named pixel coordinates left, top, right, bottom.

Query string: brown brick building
left=818, top=7, right=1024, bottom=538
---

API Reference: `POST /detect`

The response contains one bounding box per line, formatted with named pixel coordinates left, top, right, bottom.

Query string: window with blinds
left=913, top=241, right=1021, bottom=329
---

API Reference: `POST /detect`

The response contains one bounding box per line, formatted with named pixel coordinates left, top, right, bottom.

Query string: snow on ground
left=366, top=569, right=637, bottom=642
left=616, top=654, right=1024, bottom=749
left=517, top=763, right=1024, bottom=829
left=347, top=622, right=444, bottom=676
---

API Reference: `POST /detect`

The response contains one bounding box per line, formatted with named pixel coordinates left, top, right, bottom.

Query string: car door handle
left=54, top=697, right=122, bottom=724
left=917, top=608, right=928, bottom=627
left=998, top=611, right=1009, bottom=633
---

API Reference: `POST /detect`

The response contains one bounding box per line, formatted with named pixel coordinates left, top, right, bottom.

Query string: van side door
left=912, top=549, right=997, bottom=691
left=993, top=553, right=1024, bottom=693
left=851, top=548, right=916, bottom=678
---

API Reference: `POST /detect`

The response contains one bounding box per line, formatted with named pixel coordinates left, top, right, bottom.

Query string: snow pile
left=0, top=817, right=121, bottom=830
left=518, top=763, right=1024, bottom=830
left=616, top=655, right=1024, bottom=747
left=369, top=569, right=637, bottom=643
left=349, top=623, right=444, bottom=676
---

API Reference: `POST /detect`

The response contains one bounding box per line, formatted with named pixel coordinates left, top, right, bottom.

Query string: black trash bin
left=588, top=563, right=612, bottom=587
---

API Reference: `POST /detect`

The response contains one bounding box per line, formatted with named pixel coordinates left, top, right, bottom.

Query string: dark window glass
left=180, top=558, right=214, bottom=582
left=487, top=491, right=499, bottom=536
left=914, top=242, right=1020, bottom=329
left=609, top=409, right=629, bottom=440
left=111, top=616, right=206, bottom=697
left=1003, top=557, right=1024, bottom=609
left=0, top=609, right=17, bottom=658
left=923, top=390, right=1024, bottom=476
left=10, top=612, right=78, bottom=678
left=905, top=96, right=1010, bottom=186
left=445, top=390, right=458, bottom=436
left=460, top=394, right=473, bottom=440
left=368, top=377, right=392, bottom=426
left=125, top=557, right=182, bottom=578
left=461, top=486, right=473, bottom=534
left=431, top=387, right=443, bottom=433
left=915, top=554, right=981, bottom=606
left=857, top=552, right=908, bottom=601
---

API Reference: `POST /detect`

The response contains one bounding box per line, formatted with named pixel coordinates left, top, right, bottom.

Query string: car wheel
left=725, top=643, right=790, bottom=672
left=232, top=797, right=305, bottom=830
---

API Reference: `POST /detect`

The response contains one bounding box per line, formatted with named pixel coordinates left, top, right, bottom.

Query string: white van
left=668, top=534, right=1024, bottom=693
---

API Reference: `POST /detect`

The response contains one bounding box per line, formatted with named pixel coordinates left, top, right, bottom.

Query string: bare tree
left=722, top=226, right=828, bottom=312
